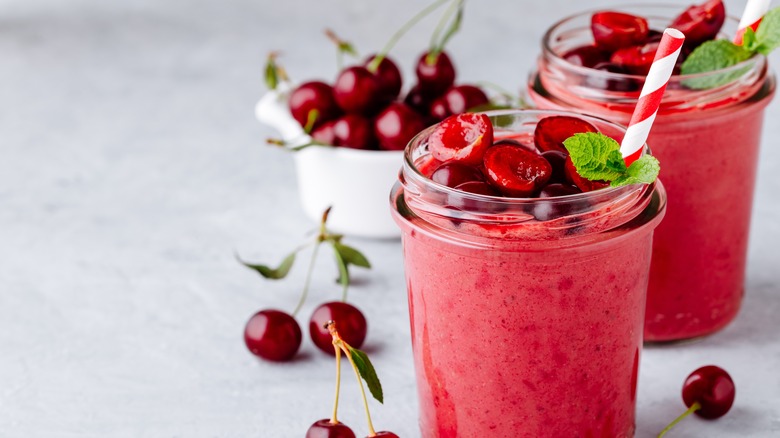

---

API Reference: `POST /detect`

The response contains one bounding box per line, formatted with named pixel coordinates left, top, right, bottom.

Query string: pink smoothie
left=528, top=6, right=776, bottom=341
left=391, top=111, right=666, bottom=437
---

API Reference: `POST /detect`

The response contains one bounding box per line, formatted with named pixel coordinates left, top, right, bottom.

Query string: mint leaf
left=611, top=155, right=660, bottom=187
left=755, top=7, right=780, bottom=55
left=563, top=132, right=626, bottom=182
left=239, top=252, right=296, bottom=280
left=681, top=40, right=753, bottom=89
left=333, top=243, right=371, bottom=269
left=742, top=27, right=760, bottom=52
left=349, top=346, right=384, bottom=404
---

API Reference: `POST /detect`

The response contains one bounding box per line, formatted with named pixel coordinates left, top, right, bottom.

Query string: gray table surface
left=1, top=0, right=779, bottom=436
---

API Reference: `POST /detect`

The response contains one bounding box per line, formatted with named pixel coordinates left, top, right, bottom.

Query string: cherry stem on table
left=657, top=401, right=702, bottom=438
left=342, top=344, right=376, bottom=436
left=292, top=241, right=320, bottom=317
left=330, top=343, right=343, bottom=424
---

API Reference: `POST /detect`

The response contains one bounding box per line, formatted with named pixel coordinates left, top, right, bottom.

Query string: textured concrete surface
left=0, top=0, right=778, bottom=436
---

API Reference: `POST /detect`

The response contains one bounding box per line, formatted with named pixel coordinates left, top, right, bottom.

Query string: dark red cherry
left=534, top=116, right=598, bottom=154
left=610, top=42, right=659, bottom=75
left=371, top=433, right=400, bottom=438
left=415, top=51, right=456, bottom=96
left=244, top=309, right=302, bottom=362
left=289, top=81, right=342, bottom=129
left=333, top=66, right=385, bottom=114
left=591, top=11, right=649, bottom=52
left=564, top=155, right=609, bottom=192
left=534, top=183, right=584, bottom=221
left=404, top=83, right=435, bottom=116
left=483, top=143, right=552, bottom=197
left=428, top=113, right=493, bottom=166
left=541, top=150, right=568, bottom=184
left=588, top=62, right=643, bottom=92
left=430, top=84, right=490, bottom=120
left=682, top=365, right=736, bottom=419
left=312, top=120, right=337, bottom=145
left=454, top=181, right=499, bottom=196
left=365, top=54, right=403, bottom=99
left=562, top=45, right=610, bottom=68
left=670, top=0, right=725, bottom=47
left=431, top=162, right=485, bottom=188
left=309, top=302, right=367, bottom=355
left=306, top=419, right=357, bottom=438
left=374, top=102, right=426, bottom=151
left=330, top=115, right=376, bottom=149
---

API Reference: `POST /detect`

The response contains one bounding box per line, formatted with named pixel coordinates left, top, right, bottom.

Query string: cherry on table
left=428, top=113, right=493, bottom=166
left=534, top=115, right=598, bottom=154
left=365, top=54, right=403, bottom=99
left=374, top=102, right=426, bottom=151
left=333, top=66, right=385, bottom=114
left=309, top=302, right=368, bottom=355
left=370, top=433, right=400, bottom=438
left=483, top=143, right=552, bottom=197
left=562, top=45, right=609, bottom=68
left=591, top=11, right=649, bottom=52
left=564, top=155, right=610, bottom=192
left=670, top=0, right=725, bottom=47
left=682, top=365, right=735, bottom=419
left=431, top=162, right=485, bottom=188
left=430, top=84, right=489, bottom=120
left=244, top=309, right=302, bottom=362
left=289, top=81, right=342, bottom=129
left=610, top=41, right=659, bottom=75
left=415, top=51, right=456, bottom=97
left=306, top=419, right=357, bottom=438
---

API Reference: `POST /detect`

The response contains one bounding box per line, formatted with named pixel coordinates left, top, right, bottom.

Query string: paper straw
left=620, top=28, right=685, bottom=166
left=734, top=0, right=771, bottom=45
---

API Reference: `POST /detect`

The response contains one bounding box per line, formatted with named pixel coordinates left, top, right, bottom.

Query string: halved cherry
left=591, top=11, right=649, bottom=52
left=534, top=116, right=598, bottom=154
left=540, top=150, right=568, bottom=184
left=431, top=162, right=485, bottom=188
left=670, top=0, right=725, bottom=47
left=562, top=45, right=609, bottom=68
left=533, top=183, right=584, bottom=221
left=415, top=155, right=444, bottom=178
left=483, top=144, right=552, bottom=197
left=454, top=181, right=499, bottom=196
left=564, top=155, right=609, bottom=192
left=428, top=113, right=493, bottom=166
left=429, top=85, right=490, bottom=120
left=610, top=42, right=659, bottom=75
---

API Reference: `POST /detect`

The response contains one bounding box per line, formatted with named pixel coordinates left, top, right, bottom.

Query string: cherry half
left=565, top=155, right=610, bottom=192
left=610, top=42, right=659, bottom=76
left=658, top=365, right=735, bottom=437
left=670, top=0, right=726, bottom=47
left=244, top=309, right=302, bottom=362
left=289, top=81, right=342, bottom=130
left=374, top=102, right=426, bottom=151
left=591, top=11, right=649, bottom=52
left=333, top=66, right=385, bottom=114
left=534, top=115, right=598, bottom=154
left=415, top=51, right=456, bottom=97
left=309, top=302, right=368, bottom=355
left=306, top=419, right=357, bottom=438
left=428, top=113, right=494, bottom=166
left=431, top=162, right=485, bottom=188
left=483, top=143, right=552, bottom=197
left=562, top=45, right=609, bottom=68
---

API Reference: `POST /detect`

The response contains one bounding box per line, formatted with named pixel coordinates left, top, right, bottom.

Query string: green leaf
left=349, top=346, right=384, bottom=404
left=563, top=132, right=626, bottom=182
left=239, top=252, right=296, bottom=280
left=333, top=246, right=350, bottom=292
left=611, top=155, right=661, bottom=187
left=755, top=6, right=780, bottom=55
left=333, top=243, right=371, bottom=269
left=264, top=57, right=279, bottom=90
left=680, top=39, right=754, bottom=89
left=742, top=27, right=760, bottom=52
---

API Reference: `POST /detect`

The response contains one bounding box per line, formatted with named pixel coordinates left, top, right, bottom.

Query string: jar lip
left=541, top=3, right=766, bottom=82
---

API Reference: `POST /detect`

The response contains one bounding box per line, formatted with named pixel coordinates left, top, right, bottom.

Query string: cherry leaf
left=349, top=346, right=384, bottom=404
left=333, top=243, right=371, bottom=269
left=238, top=252, right=296, bottom=280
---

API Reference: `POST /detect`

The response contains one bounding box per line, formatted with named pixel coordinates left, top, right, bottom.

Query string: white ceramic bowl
left=255, top=86, right=403, bottom=238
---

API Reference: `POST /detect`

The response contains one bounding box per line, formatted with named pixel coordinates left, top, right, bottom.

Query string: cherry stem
left=292, top=241, right=319, bottom=317
left=303, top=109, right=319, bottom=134
left=657, top=401, right=702, bottom=438
left=330, top=343, right=343, bottom=424
left=324, top=28, right=356, bottom=71
left=367, top=0, right=450, bottom=73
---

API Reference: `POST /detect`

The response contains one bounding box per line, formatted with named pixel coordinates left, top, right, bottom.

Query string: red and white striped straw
left=620, top=28, right=685, bottom=166
left=734, top=0, right=771, bottom=45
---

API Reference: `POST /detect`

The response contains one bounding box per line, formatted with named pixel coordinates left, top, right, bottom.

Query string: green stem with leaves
left=657, top=401, right=701, bottom=437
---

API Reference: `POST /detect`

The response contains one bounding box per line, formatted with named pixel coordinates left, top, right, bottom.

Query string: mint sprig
left=681, top=6, right=780, bottom=89
left=563, top=132, right=660, bottom=187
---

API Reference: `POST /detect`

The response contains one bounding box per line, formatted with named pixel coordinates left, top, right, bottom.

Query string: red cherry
left=610, top=42, right=659, bottom=75
left=534, top=183, right=584, bottom=221
left=682, top=365, right=735, bottom=419
left=415, top=51, right=456, bottom=96
left=431, top=162, right=485, bottom=188
left=428, top=113, right=493, bottom=166
left=371, top=433, right=400, bottom=438
left=670, top=0, right=725, bottom=47
left=564, top=155, right=609, bottom=192
left=416, top=155, right=445, bottom=178
left=330, top=115, right=376, bottom=149
left=404, top=83, right=435, bottom=116
left=534, top=116, right=598, bottom=154
left=540, top=150, right=568, bottom=184
left=309, top=302, right=367, bottom=355
left=244, top=309, right=302, bottom=362
left=306, top=419, right=356, bottom=438
left=587, top=62, right=643, bottom=92
left=333, top=66, right=385, bottom=114
left=289, top=81, right=342, bottom=129
left=374, top=102, right=426, bottom=151
left=430, top=84, right=490, bottom=120
left=562, top=45, right=609, bottom=68
left=365, top=55, right=402, bottom=99
left=312, top=120, right=337, bottom=145
left=483, top=143, right=552, bottom=197
left=591, top=11, right=649, bottom=52
left=454, top=181, right=499, bottom=196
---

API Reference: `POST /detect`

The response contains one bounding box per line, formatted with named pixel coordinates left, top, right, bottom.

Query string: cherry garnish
left=540, top=150, right=568, bottom=184
left=306, top=419, right=357, bottom=438
left=430, top=84, right=489, bottom=120
left=564, top=156, right=609, bottom=192
left=309, top=302, right=368, bottom=355
left=454, top=181, right=499, bottom=196
left=244, top=309, right=302, bottom=362
left=670, top=0, right=725, bottom=47
left=329, top=115, right=376, bottom=149
left=289, top=81, right=342, bottom=129
left=534, top=183, right=584, bottom=221
left=374, top=102, right=426, bottom=151
left=333, top=66, right=385, bottom=114
left=428, top=113, right=493, bottom=166
left=610, top=41, right=659, bottom=75
left=562, top=45, right=609, bottom=68
left=431, top=162, right=485, bottom=188
left=364, top=54, right=403, bottom=99
left=591, top=11, right=649, bottom=52
left=534, top=115, right=597, bottom=154
left=483, top=143, right=552, bottom=197
left=415, top=51, right=456, bottom=97
left=682, top=365, right=735, bottom=419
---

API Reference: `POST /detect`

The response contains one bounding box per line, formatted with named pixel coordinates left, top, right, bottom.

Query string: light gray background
left=1, top=0, right=778, bottom=436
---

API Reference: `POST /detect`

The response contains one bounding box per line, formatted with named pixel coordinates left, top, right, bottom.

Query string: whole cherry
left=365, top=54, right=403, bottom=99
left=289, top=81, right=342, bottom=129
left=330, top=115, right=376, bottom=150
left=310, top=302, right=368, bottom=355
left=374, top=102, right=426, bottom=151
left=333, top=66, right=385, bottom=114
left=370, top=433, right=400, bottom=437
left=430, top=84, right=489, bottom=120
left=658, top=365, right=735, bottom=437
left=415, top=51, right=456, bottom=96
left=244, top=309, right=302, bottom=362
left=306, top=419, right=357, bottom=438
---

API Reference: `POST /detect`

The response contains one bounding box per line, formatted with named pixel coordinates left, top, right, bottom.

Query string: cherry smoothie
left=391, top=110, right=666, bottom=437
left=528, top=4, right=776, bottom=341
